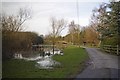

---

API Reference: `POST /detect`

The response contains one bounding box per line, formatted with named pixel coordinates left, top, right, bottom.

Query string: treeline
left=64, top=21, right=99, bottom=46
left=45, top=21, right=99, bottom=47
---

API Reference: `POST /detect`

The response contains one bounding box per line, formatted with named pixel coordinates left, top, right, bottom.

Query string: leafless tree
left=50, top=17, right=67, bottom=54
left=68, top=21, right=80, bottom=45
left=1, top=8, right=31, bottom=32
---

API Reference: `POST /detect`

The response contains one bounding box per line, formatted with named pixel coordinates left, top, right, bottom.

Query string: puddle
left=35, top=56, right=61, bottom=69
left=14, top=52, right=61, bottom=69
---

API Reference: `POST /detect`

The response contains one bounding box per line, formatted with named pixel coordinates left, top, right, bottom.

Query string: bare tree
left=68, top=21, right=80, bottom=45
left=50, top=17, right=67, bottom=54
left=1, top=8, right=31, bottom=32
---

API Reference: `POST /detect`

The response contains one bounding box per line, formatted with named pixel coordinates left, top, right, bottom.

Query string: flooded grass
left=35, top=56, right=61, bottom=69
left=2, top=46, right=89, bottom=78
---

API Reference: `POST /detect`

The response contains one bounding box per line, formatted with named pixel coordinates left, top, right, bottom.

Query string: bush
left=2, top=31, right=44, bottom=60
left=102, top=36, right=118, bottom=46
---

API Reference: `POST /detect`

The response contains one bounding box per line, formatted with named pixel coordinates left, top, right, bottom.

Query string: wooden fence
left=102, top=45, right=120, bottom=55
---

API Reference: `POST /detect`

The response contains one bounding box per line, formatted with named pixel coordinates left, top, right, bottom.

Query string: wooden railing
left=102, top=45, right=120, bottom=55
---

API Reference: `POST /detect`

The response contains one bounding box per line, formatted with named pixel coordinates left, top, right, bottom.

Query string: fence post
left=109, top=45, right=111, bottom=54
left=117, top=45, right=119, bottom=55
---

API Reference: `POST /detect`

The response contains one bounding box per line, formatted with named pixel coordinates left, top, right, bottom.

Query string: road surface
left=76, top=48, right=119, bottom=78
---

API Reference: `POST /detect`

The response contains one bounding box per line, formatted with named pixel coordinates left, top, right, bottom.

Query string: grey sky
left=1, top=0, right=109, bottom=36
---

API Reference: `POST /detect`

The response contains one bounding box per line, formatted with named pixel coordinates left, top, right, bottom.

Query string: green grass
left=3, top=46, right=89, bottom=78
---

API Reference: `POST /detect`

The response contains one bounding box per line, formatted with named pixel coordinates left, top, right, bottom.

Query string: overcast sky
left=1, top=0, right=109, bottom=36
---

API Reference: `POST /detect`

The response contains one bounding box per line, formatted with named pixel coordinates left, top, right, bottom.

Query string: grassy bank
left=2, top=46, right=89, bottom=78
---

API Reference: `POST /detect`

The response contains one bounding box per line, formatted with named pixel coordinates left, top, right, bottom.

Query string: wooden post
left=117, top=45, right=119, bottom=55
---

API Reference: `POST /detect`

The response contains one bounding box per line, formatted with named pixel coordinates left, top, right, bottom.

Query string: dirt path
left=76, top=48, right=119, bottom=78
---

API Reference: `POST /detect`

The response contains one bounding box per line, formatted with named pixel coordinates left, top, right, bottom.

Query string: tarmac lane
left=76, top=48, right=119, bottom=79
